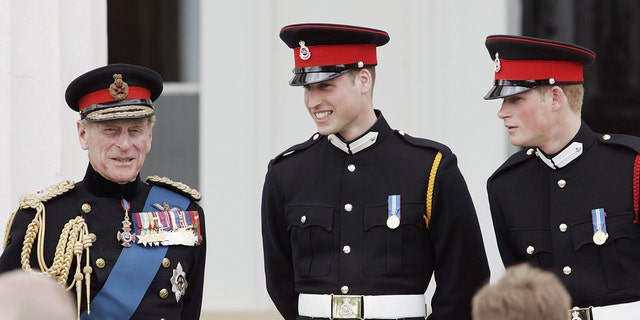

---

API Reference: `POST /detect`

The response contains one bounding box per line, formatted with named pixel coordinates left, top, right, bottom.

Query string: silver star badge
left=170, top=262, right=188, bottom=302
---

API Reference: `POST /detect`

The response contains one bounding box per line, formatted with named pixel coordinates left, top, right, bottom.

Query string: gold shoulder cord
left=424, top=151, right=443, bottom=230
left=17, top=181, right=95, bottom=320
left=145, top=175, right=203, bottom=201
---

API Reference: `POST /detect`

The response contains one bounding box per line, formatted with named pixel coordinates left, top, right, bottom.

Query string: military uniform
left=262, top=110, right=490, bottom=320
left=483, top=35, right=640, bottom=318
left=0, top=165, right=206, bottom=319
left=488, top=123, right=640, bottom=308
left=0, top=63, right=206, bottom=320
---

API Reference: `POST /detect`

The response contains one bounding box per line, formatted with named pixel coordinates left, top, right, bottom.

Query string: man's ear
left=356, top=68, right=373, bottom=94
left=77, top=120, right=90, bottom=151
left=550, top=86, right=566, bottom=111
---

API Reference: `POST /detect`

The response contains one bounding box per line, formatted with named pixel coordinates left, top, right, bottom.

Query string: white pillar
left=0, top=0, right=106, bottom=244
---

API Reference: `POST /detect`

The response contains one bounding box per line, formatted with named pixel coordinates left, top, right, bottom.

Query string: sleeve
left=261, top=164, right=299, bottom=320
left=427, top=153, right=490, bottom=320
left=181, top=201, right=207, bottom=320
left=486, top=179, right=523, bottom=267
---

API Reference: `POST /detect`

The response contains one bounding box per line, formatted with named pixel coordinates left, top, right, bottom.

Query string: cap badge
left=493, top=53, right=501, bottom=73
left=109, top=73, right=130, bottom=101
left=299, top=41, right=311, bottom=61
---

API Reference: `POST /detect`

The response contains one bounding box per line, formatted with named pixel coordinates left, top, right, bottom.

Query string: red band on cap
left=77, top=86, right=151, bottom=111
left=294, top=44, right=377, bottom=68
left=496, top=59, right=584, bottom=82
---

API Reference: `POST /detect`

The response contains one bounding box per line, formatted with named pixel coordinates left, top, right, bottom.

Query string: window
left=522, top=0, right=640, bottom=136
left=108, top=0, right=201, bottom=188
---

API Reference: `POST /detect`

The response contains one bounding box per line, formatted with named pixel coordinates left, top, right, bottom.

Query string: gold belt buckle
left=331, top=294, right=363, bottom=319
left=569, top=306, right=592, bottom=320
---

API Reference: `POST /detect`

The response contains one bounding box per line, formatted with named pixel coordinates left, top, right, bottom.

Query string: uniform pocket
left=513, top=229, right=554, bottom=268
left=362, top=203, right=427, bottom=276
left=570, top=211, right=640, bottom=295
left=286, top=205, right=334, bottom=277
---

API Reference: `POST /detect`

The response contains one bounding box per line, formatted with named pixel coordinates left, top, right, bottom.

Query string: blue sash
left=81, top=186, right=190, bottom=319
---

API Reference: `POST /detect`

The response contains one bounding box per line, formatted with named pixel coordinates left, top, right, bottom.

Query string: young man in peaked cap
left=484, top=35, right=640, bottom=319
left=0, top=64, right=206, bottom=320
left=261, top=23, right=490, bottom=320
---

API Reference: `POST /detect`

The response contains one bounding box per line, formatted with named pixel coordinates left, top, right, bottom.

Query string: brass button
left=81, top=203, right=92, bottom=214
left=162, top=258, right=171, bottom=268
left=95, top=258, right=106, bottom=269
left=526, top=246, right=535, bottom=255
left=557, top=179, right=567, bottom=188
left=159, top=288, right=169, bottom=299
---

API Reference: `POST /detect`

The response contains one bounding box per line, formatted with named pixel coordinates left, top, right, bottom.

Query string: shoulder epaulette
left=5, top=180, right=75, bottom=249
left=18, top=180, right=75, bottom=210
left=489, top=148, right=536, bottom=181
left=273, top=132, right=324, bottom=162
left=598, top=133, right=640, bottom=154
left=145, top=175, right=202, bottom=202
left=395, top=130, right=453, bottom=157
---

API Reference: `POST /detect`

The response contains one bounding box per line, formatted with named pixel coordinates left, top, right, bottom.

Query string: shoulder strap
left=424, top=151, right=443, bottom=230
left=82, top=185, right=190, bottom=320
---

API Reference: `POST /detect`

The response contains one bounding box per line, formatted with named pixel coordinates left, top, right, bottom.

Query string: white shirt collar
left=328, top=131, right=379, bottom=154
left=536, top=142, right=583, bottom=169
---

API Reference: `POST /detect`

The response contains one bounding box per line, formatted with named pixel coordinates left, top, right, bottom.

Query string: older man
left=0, top=64, right=206, bottom=320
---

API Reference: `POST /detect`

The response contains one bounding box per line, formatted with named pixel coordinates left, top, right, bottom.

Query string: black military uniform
left=0, top=64, right=206, bottom=320
left=484, top=35, right=640, bottom=317
left=262, top=23, right=490, bottom=320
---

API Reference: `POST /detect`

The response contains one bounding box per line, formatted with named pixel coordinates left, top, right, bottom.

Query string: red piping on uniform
left=487, top=36, right=596, bottom=59
left=633, top=154, right=640, bottom=224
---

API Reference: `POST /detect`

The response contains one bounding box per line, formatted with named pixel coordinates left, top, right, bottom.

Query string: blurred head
left=0, top=270, right=75, bottom=320
left=472, top=264, right=571, bottom=320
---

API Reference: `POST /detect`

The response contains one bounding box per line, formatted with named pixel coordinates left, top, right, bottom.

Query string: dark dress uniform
left=0, top=63, right=206, bottom=320
left=262, top=110, right=490, bottom=320
left=0, top=164, right=206, bottom=319
left=487, top=122, right=640, bottom=308
left=483, top=35, right=640, bottom=314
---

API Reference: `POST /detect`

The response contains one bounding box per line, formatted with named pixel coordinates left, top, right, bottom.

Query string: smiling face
left=303, top=69, right=377, bottom=141
left=77, top=118, right=153, bottom=184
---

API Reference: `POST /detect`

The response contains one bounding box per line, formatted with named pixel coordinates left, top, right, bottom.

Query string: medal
left=593, top=230, right=608, bottom=245
left=387, top=195, right=401, bottom=229
left=117, top=199, right=136, bottom=247
left=170, top=262, right=188, bottom=302
left=386, top=215, right=400, bottom=229
left=591, top=208, right=608, bottom=246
